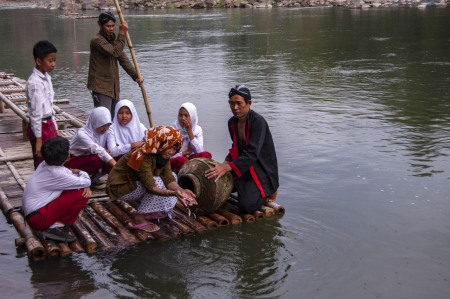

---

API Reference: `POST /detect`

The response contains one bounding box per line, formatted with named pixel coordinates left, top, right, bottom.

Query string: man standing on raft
left=87, top=11, right=143, bottom=116
left=205, top=85, right=279, bottom=214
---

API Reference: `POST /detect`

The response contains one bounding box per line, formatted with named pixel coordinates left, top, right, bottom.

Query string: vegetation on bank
left=1, top=0, right=449, bottom=10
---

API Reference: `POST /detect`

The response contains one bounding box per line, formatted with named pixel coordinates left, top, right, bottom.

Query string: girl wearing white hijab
left=107, top=99, right=146, bottom=159
left=65, top=107, right=116, bottom=177
left=170, top=102, right=212, bottom=172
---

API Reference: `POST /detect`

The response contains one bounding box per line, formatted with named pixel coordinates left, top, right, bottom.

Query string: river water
left=1, top=6, right=449, bottom=298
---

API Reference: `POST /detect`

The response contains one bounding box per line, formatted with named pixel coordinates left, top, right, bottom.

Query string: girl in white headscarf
left=65, top=107, right=116, bottom=178
left=170, top=102, right=212, bottom=172
left=107, top=99, right=146, bottom=159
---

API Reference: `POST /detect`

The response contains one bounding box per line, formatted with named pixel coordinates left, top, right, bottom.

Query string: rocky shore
left=1, top=0, right=448, bottom=10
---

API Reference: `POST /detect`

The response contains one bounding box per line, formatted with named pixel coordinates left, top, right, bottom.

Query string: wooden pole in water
left=217, top=209, right=242, bottom=225
left=196, top=215, right=219, bottom=230
left=78, top=210, right=114, bottom=250
left=168, top=218, right=195, bottom=235
left=105, top=202, right=154, bottom=242
left=91, top=202, right=140, bottom=245
left=207, top=213, right=229, bottom=226
left=72, top=219, right=97, bottom=253
left=113, top=0, right=154, bottom=127
left=265, top=201, right=285, bottom=215
left=173, top=209, right=208, bottom=234
left=0, top=189, right=47, bottom=260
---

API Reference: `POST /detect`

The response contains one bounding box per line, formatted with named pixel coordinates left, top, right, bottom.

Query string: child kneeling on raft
left=22, top=136, right=92, bottom=242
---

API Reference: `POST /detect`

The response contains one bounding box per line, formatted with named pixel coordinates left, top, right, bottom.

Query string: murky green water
left=1, top=6, right=449, bottom=298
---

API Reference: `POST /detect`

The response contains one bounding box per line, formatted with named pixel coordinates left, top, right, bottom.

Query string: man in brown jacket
left=87, top=11, right=144, bottom=117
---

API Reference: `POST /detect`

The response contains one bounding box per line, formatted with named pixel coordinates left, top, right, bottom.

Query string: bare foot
left=266, top=188, right=278, bottom=203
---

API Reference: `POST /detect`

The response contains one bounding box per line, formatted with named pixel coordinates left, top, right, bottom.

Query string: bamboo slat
left=196, top=215, right=219, bottom=230
left=265, top=201, right=285, bottom=215
left=173, top=208, right=208, bottom=234
left=69, top=238, right=86, bottom=254
left=217, top=209, right=243, bottom=225
left=105, top=202, right=154, bottom=242
left=78, top=211, right=114, bottom=250
left=168, top=218, right=195, bottom=235
left=91, top=202, right=140, bottom=245
left=56, top=242, right=73, bottom=257
left=40, top=239, right=61, bottom=259
left=208, top=213, right=230, bottom=226
left=0, top=189, right=46, bottom=260
left=259, top=205, right=275, bottom=217
left=252, top=210, right=264, bottom=220
left=72, top=219, right=97, bottom=253
left=83, top=206, right=126, bottom=246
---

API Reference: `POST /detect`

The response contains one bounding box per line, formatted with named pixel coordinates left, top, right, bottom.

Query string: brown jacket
left=106, top=151, right=176, bottom=200
left=87, top=31, right=138, bottom=100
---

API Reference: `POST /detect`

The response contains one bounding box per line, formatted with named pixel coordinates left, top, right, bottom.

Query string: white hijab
left=72, top=106, right=111, bottom=148
left=111, top=99, right=145, bottom=145
left=173, top=102, right=201, bottom=138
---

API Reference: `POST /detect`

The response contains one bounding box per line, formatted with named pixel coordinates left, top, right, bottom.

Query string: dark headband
left=228, top=85, right=251, bottom=102
left=98, top=11, right=116, bottom=25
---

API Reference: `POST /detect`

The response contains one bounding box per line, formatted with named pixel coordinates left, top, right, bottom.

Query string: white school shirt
left=22, top=162, right=91, bottom=216
left=25, top=67, right=58, bottom=138
left=69, top=107, right=113, bottom=163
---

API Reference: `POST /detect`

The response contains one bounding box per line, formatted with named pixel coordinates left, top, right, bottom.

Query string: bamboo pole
left=0, top=93, right=29, bottom=123
left=252, top=210, right=264, bottom=220
left=78, top=210, right=114, bottom=250
left=173, top=208, right=207, bottom=234
left=40, top=239, right=61, bottom=259
left=168, top=218, right=194, bottom=235
left=217, top=209, right=242, bottom=225
left=113, top=0, right=154, bottom=127
left=196, top=215, right=219, bottom=230
left=114, top=201, right=166, bottom=241
left=91, top=202, right=140, bottom=245
left=0, top=147, right=27, bottom=189
left=0, top=189, right=46, bottom=260
left=57, top=242, right=73, bottom=257
left=0, top=153, right=33, bottom=163
left=105, top=202, right=154, bottom=242
left=72, top=219, right=97, bottom=253
left=83, top=206, right=128, bottom=246
left=259, top=205, right=274, bottom=217
left=207, top=213, right=229, bottom=226
left=221, top=202, right=255, bottom=223
left=69, top=238, right=86, bottom=254
left=160, top=219, right=181, bottom=238
left=265, top=201, right=285, bottom=215
left=53, top=105, right=85, bottom=127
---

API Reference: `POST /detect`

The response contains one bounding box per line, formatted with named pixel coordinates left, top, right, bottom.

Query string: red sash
left=229, top=123, right=266, bottom=198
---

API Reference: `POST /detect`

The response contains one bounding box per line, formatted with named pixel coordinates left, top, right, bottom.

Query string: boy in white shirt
left=25, top=40, right=60, bottom=169
left=23, top=137, right=92, bottom=243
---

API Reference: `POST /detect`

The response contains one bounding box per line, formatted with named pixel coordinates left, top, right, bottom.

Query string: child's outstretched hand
left=82, top=187, right=92, bottom=198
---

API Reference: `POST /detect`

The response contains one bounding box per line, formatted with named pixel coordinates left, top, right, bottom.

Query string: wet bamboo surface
left=0, top=73, right=285, bottom=260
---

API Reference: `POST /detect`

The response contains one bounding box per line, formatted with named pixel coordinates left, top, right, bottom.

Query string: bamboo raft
left=0, top=72, right=285, bottom=261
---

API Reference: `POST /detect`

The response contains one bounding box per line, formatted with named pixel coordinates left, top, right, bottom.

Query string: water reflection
left=91, top=219, right=289, bottom=297
left=29, top=257, right=96, bottom=298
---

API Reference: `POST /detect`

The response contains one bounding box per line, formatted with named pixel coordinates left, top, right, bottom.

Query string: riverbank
left=1, top=0, right=448, bottom=10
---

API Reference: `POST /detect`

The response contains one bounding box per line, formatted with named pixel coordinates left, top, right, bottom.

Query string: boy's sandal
left=128, top=222, right=160, bottom=233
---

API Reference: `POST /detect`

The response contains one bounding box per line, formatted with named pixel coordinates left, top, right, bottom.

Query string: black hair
left=32, top=40, right=57, bottom=61
left=41, top=136, right=69, bottom=166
